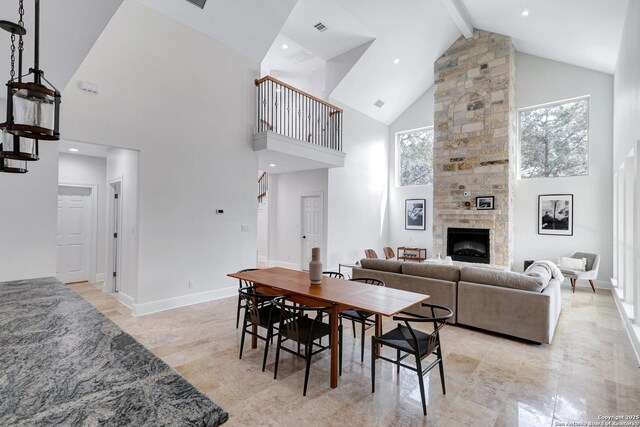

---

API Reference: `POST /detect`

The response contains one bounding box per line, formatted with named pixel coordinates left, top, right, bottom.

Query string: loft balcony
left=253, top=76, right=345, bottom=174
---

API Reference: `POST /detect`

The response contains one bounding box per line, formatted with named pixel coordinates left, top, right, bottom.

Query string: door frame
left=106, top=178, right=123, bottom=293
left=57, top=183, right=98, bottom=284
left=300, top=192, right=325, bottom=269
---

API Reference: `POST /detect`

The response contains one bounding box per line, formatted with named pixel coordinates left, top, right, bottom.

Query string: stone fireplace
left=432, top=30, right=516, bottom=268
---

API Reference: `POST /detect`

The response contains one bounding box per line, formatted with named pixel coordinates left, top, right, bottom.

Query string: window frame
left=517, top=95, right=590, bottom=180
left=395, top=125, right=435, bottom=188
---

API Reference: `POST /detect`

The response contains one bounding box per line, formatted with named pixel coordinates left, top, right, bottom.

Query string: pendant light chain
left=9, top=31, right=15, bottom=80
left=8, top=0, right=24, bottom=81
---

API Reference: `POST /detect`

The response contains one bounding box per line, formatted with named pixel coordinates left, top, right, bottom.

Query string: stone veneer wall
left=433, top=30, right=516, bottom=268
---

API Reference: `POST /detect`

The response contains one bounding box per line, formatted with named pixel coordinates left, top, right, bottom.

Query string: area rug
left=0, top=277, right=228, bottom=426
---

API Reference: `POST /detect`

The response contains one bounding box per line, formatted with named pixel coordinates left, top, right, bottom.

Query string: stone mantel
left=435, top=209, right=503, bottom=216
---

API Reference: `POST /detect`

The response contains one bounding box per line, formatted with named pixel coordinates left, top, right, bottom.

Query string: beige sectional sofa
left=352, top=259, right=562, bottom=344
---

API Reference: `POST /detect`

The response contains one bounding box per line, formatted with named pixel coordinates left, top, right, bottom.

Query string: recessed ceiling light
left=68, top=148, right=79, bottom=152
left=393, top=58, right=400, bottom=64
left=281, top=43, right=288, bottom=50
left=269, top=163, right=276, bottom=167
left=521, top=10, right=529, bottom=16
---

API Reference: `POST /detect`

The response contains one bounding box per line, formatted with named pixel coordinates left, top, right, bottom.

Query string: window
left=396, top=126, right=434, bottom=187
left=519, top=97, right=589, bottom=178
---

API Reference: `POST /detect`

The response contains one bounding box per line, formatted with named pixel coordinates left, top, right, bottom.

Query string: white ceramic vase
left=309, top=247, right=323, bottom=285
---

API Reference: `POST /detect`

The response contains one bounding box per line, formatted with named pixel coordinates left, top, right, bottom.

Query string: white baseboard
left=95, top=273, right=105, bottom=283
left=562, top=278, right=611, bottom=290
left=611, top=279, right=640, bottom=367
left=118, top=292, right=134, bottom=309
left=257, top=255, right=268, bottom=268
left=267, top=260, right=300, bottom=270
left=132, top=286, right=237, bottom=316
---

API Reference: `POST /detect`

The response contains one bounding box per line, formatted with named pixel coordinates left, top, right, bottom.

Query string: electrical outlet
left=241, top=225, right=249, bottom=232
left=188, top=280, right=195, bottom=289
left=464, top=191, right=471, bottom=197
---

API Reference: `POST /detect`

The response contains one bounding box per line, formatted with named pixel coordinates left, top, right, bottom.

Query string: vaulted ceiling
left=0, top=0, right=629, bottom=125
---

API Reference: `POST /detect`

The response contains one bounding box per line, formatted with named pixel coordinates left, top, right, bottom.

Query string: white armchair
left=559, top=252, right=600, bottom=293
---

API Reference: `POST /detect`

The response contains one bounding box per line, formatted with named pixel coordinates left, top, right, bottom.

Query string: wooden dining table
left=227, top=267, right=430, bottom=388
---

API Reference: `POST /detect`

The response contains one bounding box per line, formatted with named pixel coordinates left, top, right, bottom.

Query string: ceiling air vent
left=185, top=0, right=207, bottom=9
left=374, top=99, right=385, bottom=108
left=313, top=22, right=327, bottom=32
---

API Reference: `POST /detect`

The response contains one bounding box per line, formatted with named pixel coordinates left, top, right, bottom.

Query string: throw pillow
left=557, top=256, right=587, bottom=271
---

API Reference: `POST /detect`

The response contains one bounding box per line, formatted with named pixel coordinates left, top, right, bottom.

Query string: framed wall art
left=405, top=199, right=425, bottom=230
left=538, top=194, right=573, bottom=236
left=476, top=196, right=494, bottom=210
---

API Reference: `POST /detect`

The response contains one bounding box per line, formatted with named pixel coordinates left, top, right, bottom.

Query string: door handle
left=302, top=235, right=306, bottom=239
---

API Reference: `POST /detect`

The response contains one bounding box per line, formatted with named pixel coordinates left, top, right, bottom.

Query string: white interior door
left=301, top=194, right=323, bottom=269
left=56, top=186, right=92, bottom=283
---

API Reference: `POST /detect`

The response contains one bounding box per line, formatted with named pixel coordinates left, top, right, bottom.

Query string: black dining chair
left=371, top=303, right=453, bottom=416
left=322, top=271, right=345, bottom=279
left=236, top=268, right=259, bottom=328
left=272, top=297, right=342, bottom=396
left=238, top=286, right=284, bottom=372
left=339, top=277, right=385, bottom=362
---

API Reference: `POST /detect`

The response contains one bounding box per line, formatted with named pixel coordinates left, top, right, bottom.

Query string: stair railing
left=255, top=76, right=343, bottom=152
left=258, top=171, right=268, bottom=203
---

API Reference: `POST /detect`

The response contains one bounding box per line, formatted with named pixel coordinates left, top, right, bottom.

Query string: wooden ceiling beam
left=439, top=0, right=474, bottom=39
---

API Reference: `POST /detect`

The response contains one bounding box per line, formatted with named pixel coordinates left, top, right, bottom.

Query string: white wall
left=267, top=169, right=328, bottom=268
left=58, top=153, right=107, bottom=282
left=613, top=0, right=640, bottom=169
left=388, top=86, right=435, bottom=255
left=0, top=141, right=58, bottom=282
left=60, top=0, right=259, bottom=306
left=514, top=53, right=613, bottom=286
left=106, top=148, right=139, bottom=300
left=327, top=104, right=389, bottom=267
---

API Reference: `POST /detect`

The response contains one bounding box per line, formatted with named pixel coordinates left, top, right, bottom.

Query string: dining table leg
left=375, top=314, right=382, bottom=356
left=330, top=304, right=338, bottom=388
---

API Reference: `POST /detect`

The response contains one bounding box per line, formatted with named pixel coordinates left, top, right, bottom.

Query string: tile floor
left=68, top=283, right=640, bottom=426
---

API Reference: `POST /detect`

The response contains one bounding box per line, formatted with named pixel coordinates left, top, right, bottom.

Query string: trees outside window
left=519, top=98, right=589, bottom=178
left=397, top=127, right=434, bottom=187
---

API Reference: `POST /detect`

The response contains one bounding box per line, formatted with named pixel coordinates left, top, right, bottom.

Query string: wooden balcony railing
left=255, top=76, right=343, bottom=152
left=258, top=171, right=268, bottom=203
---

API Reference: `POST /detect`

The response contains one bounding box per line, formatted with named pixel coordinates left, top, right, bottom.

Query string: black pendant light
left=4, top=0, right=60, bottom=142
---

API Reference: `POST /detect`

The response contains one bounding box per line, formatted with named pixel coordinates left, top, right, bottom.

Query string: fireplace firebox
left=446, top=228, right=490, bottom=264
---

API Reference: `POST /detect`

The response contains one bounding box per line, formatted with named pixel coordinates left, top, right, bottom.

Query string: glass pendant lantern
left=0, top=156, right=28, bottom=173
left=0, top=128, right=38, bottom=160
left=7, top=80, right=60, bottom=140
left=4, top=0, right=61, bottom=142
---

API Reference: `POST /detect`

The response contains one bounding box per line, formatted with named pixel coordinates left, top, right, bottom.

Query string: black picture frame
left=538, top=194, right=573, bottom=236
left=476, top=196, right=494, bottom=210
left=405, top=199, right=425, bottom=230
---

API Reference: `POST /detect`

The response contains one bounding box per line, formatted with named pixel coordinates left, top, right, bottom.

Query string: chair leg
left=351, top=319, right=356, bottom=338
left=274, top=332, right=283, bottom=380
left=236, top=296, right=242, bottom=329
left=397, top=349, right=401, bottom=374
left=571, top=278, right=576, bottom=293
left=589, top=280, right=596, bottom=292
left=360, top=319, right=366, bottom=363
left=371, top=336, right=376, bottom=393
left=415, top=355, right=427, bottom=417
left=262, top=326, right=272, bottom=372
left=303, top=344, right=312, bottom=396
left=437, top=344, right=446, bottom=394
left=239, top=316, right=248, bottom=359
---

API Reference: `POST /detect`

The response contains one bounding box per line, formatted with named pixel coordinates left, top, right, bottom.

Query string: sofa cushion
left=460, top=266, right=548, bottom=292
left=359, top=258, right=403, bottom=273
left=402, top=263, right=460, bottom=282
